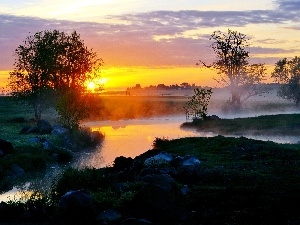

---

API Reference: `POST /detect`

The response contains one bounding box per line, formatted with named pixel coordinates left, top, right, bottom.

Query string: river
left=1, top=114, right=300, bottom=201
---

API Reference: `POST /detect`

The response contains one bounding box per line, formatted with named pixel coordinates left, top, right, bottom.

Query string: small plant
left=184, top=88, right=213, bottom=120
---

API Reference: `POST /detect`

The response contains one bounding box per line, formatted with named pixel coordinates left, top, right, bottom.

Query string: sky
left=1, top=0, right=300, bottom=90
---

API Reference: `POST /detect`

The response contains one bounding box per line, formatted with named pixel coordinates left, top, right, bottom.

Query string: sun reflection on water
left=76, top=116, right=209, bottom=168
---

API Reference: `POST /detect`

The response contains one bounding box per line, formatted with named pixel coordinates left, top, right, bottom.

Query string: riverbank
left=181, top=113, right=300, bottom=137
left=1, top=135, right=299, bottom=224
left=0, top=96, right=104, bottom=194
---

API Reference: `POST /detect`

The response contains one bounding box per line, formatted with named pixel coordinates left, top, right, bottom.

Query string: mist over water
left=1, top=86, right=300, bottom=201
left=76, top=116, right=214, bottom=168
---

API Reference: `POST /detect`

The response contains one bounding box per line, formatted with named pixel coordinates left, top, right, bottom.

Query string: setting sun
left=85, top=78, right=108, bottom=92
left=87, top=81, right=96, bottom=91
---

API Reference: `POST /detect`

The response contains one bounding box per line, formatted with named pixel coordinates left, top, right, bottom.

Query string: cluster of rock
left=58, top=149, right=202, bottom=224
left=19, top=119, right=68, bottom=135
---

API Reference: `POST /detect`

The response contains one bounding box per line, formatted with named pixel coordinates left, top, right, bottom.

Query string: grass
left=0, top=96, right=103, bottom=189
left=182, top=113, right=300, bottom=136
left=14, top=135, right=297, bottom=224
left=2, top=93, right=300, bottom=224
left=153, top=136, right=300, bottom=224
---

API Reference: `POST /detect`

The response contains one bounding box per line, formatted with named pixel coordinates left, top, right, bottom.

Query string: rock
left=171, top=155, right=201, bottom=168
left=39, top=138, right=54, bottom=150
left=28, top=126, right=40, bottom=134
left=58, top=190, right=95, bottom=223
left=19, top=126, right=31, bottom=134
left=28, top=137, right=40, bottom=144
left=59, top=190, right=93, bottom=210
left=51, top=125, right=69, bottom=135
left=0, top=139, right=14, bottom=155
left=132, top=149, right=161, bottom=171
left=28, top=137, right=54, bottom=150
left=37, top=120, right=52, bottom=134
left=97, top=209, right=122, bottom=223
left=121, top=217, right=153, bottom=225
left=180, top=185, right=192, bottom=195
left=10, top=164, right=25, bottom=176
left=171, top=156, right=202, bottom=183
left=143, top=152, right=174, bottom=168
left=0, top=150, right=4, bottom=157
left=140, top=174, right=175, bottom=192
left=114, top=156, right=134, bottom=171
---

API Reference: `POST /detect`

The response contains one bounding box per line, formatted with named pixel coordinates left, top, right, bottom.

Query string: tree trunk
left=231, top=89, right=241, bottom=109
left=33, top=103, right=42, bottom=121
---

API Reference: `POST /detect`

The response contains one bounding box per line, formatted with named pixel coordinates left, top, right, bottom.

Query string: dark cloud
left=275, top=0, right=300, bottom=11
left=250, top=46, right=297, bottom=54
left=0, top=6, right=299, bottom=69
left=255, top=38, right=286, bottom=44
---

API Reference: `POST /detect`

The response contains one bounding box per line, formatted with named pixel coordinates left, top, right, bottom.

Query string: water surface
left=75, top=115, right=212, bottom=168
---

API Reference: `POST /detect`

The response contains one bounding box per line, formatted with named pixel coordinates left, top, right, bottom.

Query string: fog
left=208, top=87, right=300, bottom=119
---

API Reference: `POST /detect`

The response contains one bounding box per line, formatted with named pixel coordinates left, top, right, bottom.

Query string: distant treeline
left=127, top=82, right=209, bottom=91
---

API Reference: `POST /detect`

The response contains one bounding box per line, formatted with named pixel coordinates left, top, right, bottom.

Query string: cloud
left=250, top=46, right=297, bottom=54
left=254, top=38, right=286, bottom=45
left=1, top=6, right=300, bottom=70
left=275, top=0, right=300, bottom=11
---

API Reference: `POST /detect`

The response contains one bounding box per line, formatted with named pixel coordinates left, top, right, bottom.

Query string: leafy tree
left=198, top=29, right=266, bottom=108
left=184, top=88, right=213, bottom=120
left=271, top=56, right=300, bottom=105
left=8, top=30, right=102, bottom=121
left=55, top=90, right=90, bottom=131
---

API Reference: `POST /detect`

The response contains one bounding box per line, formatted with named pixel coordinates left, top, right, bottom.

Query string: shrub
left=51, top=167, right=115, bottom=200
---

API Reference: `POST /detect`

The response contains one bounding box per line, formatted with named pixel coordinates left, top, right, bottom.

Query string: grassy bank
left=0, top=96, right=103, bottom=191
left=3, top=135, right=299, bottom=224
left=182, top=113, right=300, bottom=136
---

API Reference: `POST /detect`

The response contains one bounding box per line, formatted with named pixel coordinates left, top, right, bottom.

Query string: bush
left=70, top=127, right=104, bottom=150
left=51, top=167, right=115, bottom=200
left=56, top=148, right=73, bottom=163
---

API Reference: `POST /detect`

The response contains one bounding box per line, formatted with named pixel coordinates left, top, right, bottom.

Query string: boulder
left=171, top=156, right=202, bottom=183
left=132, top=149, right=161, bottom=171
left=0, top=139, right=14, bottom=155
left=10, top=164, right=25, bottom=176
left=51, top=125, right=69, bottom=136
left=121, top=217, right=153, bottom=225
left=140, top=174, right=175, bottom=192
left=97, top=209, right=122, bottom=223
left=58, top=190, right=95, bottom=222
left=19, top=126, right=39, bottom=134
left=58, top=190, right=93, bottom=210
left=114, top=156, right=134, bottom=171
left=143, top=152, right=174, bottom=168
left=171, top=155, right=201, bottom=168
left=37, top=120, right=52, bottom=134
left=19, top=126, right=31, bottom=134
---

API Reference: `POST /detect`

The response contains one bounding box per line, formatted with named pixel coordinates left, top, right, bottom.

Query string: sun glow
left=87, top=81, right=96, bottom=91
left=86, top=77, right=108, bottom=92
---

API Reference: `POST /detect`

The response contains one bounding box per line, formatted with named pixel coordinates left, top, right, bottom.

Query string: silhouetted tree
left=184, top=88, right=213, bottom=120
left=198, top=29, right=266, bottom=108
left=271, top=56, right=300, bottom=106
left=8, top=30, right=102, bottom=122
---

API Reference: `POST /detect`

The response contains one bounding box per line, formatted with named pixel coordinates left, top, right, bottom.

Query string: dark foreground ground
left=1, top=135, right=300, bottom=225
